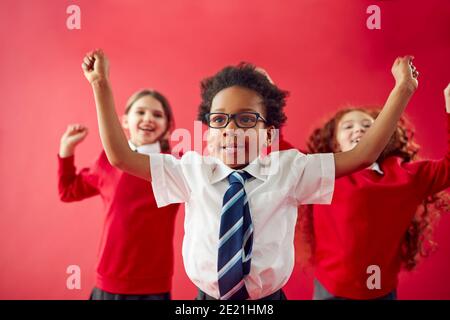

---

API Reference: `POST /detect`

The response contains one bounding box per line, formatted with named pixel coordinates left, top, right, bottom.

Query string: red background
left=0, top=0, right=449, bottom=299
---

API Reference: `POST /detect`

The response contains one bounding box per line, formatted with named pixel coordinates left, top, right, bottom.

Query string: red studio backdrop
left=0, top=0, right=449, bottom=299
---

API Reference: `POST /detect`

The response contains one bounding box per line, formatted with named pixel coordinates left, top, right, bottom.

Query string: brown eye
left=362, top=121, right=372, bottom=128
left=211, top=115, right=227, bottom=124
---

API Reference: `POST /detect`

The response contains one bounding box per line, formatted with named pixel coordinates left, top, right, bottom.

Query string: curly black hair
left=197, top=62, right=289, bottom=128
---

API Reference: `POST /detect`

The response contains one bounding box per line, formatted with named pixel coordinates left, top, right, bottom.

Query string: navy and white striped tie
left=217, top=171, right=253, bottom=300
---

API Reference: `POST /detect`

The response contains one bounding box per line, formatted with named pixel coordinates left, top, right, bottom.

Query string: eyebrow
left=340, top=119, right=373, bottom=125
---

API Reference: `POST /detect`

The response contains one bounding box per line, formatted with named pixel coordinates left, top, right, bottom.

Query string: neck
left=130, top=140, right=158, bottom=147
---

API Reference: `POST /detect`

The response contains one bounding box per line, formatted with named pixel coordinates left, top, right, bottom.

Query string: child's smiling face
left=206, top=86, right=273, bottom=169
left=122, top=95, right=168, bottom=147
left=335, top=110, right=374, bottom=152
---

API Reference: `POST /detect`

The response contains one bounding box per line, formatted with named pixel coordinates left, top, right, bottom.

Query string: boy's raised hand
left=255, top=67, right=275, bottom=84
left=82, top=49, right=109, bottom=84
left=444, top=83, right=450, bottom=113
left=391, top=55, right=419, bottom=92
left=59, top=124, right=89, bottom=157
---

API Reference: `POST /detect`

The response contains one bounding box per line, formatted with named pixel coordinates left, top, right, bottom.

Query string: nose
left=354, top=124, right=366, bottom=134
left=143, top=112, right=154, bottom=122
left=222, top=118, right=239, bottom=136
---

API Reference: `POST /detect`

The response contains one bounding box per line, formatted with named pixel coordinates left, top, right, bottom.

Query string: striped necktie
left=217, top=171, right=253, bottom=300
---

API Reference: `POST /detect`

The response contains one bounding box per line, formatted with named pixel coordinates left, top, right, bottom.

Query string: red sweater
left=313, top=114, right=450, bottom=299
left=58, top=151, right=179, bottom=295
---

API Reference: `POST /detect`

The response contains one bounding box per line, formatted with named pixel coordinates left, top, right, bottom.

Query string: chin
left=228, top=163, right=247, bottom=169
left=219, top=157, right=249, bottom=169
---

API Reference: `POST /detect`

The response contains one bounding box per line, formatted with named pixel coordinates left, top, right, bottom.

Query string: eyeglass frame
left=204, top=112, right=268, bottom=129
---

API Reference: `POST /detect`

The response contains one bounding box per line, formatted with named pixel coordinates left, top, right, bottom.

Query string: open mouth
left=139, top=126, right=155, bottom=133
left=351, top=137, right=361, bottom=144
left=221, top=144, right=245, bottom=154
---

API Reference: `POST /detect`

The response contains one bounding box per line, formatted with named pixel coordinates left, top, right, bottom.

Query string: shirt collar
left=370, top=162, right=384, bottom=175
left=128, top=140, right=161, bottom=155
left=209, top=160, right=234, bottom=185
left=208, top=153, right=276, bottom=184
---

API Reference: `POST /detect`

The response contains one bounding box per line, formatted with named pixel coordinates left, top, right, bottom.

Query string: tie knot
left=227, top=171, right=251, bottom=185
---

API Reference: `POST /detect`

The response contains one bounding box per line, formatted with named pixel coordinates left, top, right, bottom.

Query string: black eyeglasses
left=204, top=112, right=267, bottom=128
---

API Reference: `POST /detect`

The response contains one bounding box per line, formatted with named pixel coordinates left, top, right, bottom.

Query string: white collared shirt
left=128, top=140, right=161, bottom=155
left=150, top=149, right=335, bottom=299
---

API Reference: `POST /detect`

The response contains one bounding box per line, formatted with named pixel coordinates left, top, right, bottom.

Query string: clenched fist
left=59, top=124, right=89, bottom=158
left=82, top=49, right=109, bottom=84
left=391, top=55, right=419, bottom=92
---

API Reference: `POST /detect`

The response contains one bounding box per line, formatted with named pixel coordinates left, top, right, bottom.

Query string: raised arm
left=404, top=83, right=450, bottom=197
left=334, top=56, right=418, bottom=178
left=58, top=124, right=100, bottom=201
left=82, top=50, right=151, bottom=181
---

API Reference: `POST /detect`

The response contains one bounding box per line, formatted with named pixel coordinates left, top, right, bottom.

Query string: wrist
left=59, top=144, right=75, bottom=158
left=394, top=81, right=416, bottom=95
left=91, top=77, right=110, bottom=88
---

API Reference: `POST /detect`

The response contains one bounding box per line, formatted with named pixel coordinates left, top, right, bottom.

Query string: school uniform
left=58, top=141, right=180, bottom=299
left=149, top=149, right=335, bottom=300
left=312, top=114, right=450, bottom=299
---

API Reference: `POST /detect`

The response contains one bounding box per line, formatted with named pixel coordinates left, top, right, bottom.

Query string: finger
left=87, top=56, right=96, bottom=66
left=93, top=49, right=103, bottom=60
left=83, top=57, right=93, bottom=67
left=82, top=62, right=89, bottom=71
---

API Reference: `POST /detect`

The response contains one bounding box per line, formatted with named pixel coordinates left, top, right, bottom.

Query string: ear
left=265, top=125, right=277, bottom=146
left=121, top=114, right=129, bottom=130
